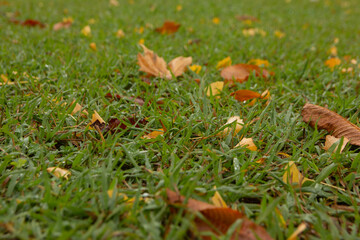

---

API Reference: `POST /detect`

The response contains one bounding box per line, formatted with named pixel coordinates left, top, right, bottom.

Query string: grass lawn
left=1, top=0, right=360, bottom=239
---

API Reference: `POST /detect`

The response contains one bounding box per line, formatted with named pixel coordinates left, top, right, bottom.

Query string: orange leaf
left=166, top=189, right=273, bottom=240
left=302, top=103, right=360, bottom=146
left=141, top=128, right=164, bottom=139
left=221, top=64, right=269, bottom=85
left=324, top=58, right=341, bottom=69
left=53, top=18, right=73, bottom=31
left=155, top=21, right=181, bottom=34
left=231, top=90, right=261, bottom=102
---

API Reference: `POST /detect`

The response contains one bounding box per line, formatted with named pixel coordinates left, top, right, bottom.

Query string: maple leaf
left=155, top=21, right=181, bottom=34
left=137, top=44, right=192, bottom=79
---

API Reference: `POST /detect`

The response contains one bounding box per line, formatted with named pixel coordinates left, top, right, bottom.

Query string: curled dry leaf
left=71, top=102, right=88, bottom=117
left=217, top=116, right=244, bottom=137
left=137, top=44, right=192, bottom=79
left=166, top=189, right=273, bottom=240
left=155, top=21, right=181, bottom=34
left=234, top=137, right=257, bottom=151
left=47, top=167, right=71, bottom=180
left=302, top=103, right=360, bottom=146
left=206, top=81, right=224, bottom=98
left=323, top=135, right=349, bottom=153
left=211, top=189, right=228, bottom=208
left=221, top=64, right=269, bottom=86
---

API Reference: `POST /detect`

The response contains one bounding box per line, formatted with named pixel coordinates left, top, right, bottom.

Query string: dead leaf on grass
left=206, top=81, right=224, bottom=98
left=217, top=116, right=244, bottom=137
left=323, top=135, right=349, bottom=153
left=47, top=167, right=71, bottom=180
left=216, top=56, right=232, bottom=69
left=155, top=21, right=181, bottom=34
left=324, top=58, right=341, bottom=70
left=231, top=90, right=261, bottom=102
left=141, top=128, right=164, bottom=139
left=166, top=189, right=273, bottom=240
left=21, top=19, right=46, bottom=28
left=137, top=44, right=192, bottom=79
left=234, top=137, right=257, bottom=151
left=221, top=64, right=269, bottom=85
left=302, top=103, right=360, bottom=146
left=53, top=17, right=73, bottom=31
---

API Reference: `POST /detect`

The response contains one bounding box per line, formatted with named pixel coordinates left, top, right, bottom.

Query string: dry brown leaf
left=231, top=90, right=261, bottom=102
left=168, top=56, right=192, bottom=77
left=234, top=138, right=257, bottom=151
left=166, top=189, right=273, bottom=240
left=47, top=167, right=71, bottom=180
left=155, top=21, right=181, bottom=34
left=302, top=103, right=360, bottom=146
left=221, top=64, right=269, bottom=86
left=137, top=44, right=191, bottom=79
left=53, top=18, right=73, bottom=31
left=323, top=135, right=349, bottom=153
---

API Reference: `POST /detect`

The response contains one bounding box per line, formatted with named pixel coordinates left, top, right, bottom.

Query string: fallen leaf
left=287, top=223, right=307, bottom=240
left=206, top=81, right=224, bottom=97
left=71, top=102, right=88, bottom=116
left=217, top=116, right=244, bottom=137
left=53, top=17, right=73, bottom=31
left=21, top=19, right=45, bottom=28
left=176, top=5, right=182, bottom=11
left=89, top=42, right=97, bottom=51
left=189, top=65, right=202, bottom=74
left=137, top=44, right=192, bottom=79
left=142, top=128, right=164, bottom=139
left=47, top=167, right=71, bottom=180
left=211, top=188, right=228, bottom=208
left=216, top=56, right=232, bottom=69
left=243, top=28, right=266, bottom=37
left=328, top=46, right=337, bottom=56
left=138, top=38, right=145, bottom=44
left=302, top=103, right=360, bottom=146
left=282, top=161, right=311, bottom=186
left=168, top=56, right=193, bottom=77
left=116, top=29, right=125, bottom=38
left=212, top=17, right=220, bottom=24
left=166, top=189, right=273, bottom=240
left=221, top=64, right=269, bottom=85
left=234, top=137, right=257, bottom=151
left=274, top=30, right=285, bottom=39
left=81, top=25, right=91, bottom=37
left=323, top=135, right=349, bottom=153
left=155, top=21, right=181, bottom=34
left=324, top=58, right=341, bottom=70
left=103, top=116, right=148, bottom=134
left=1, top=74, right=8, bottom=83
left=247, top=59, right=269, bottom=67
left=109, top=0, right=119, bottom=6
left=91, top=110, right=105, bottom=125
left=248, top=90, right=270, bottom=106
left=231, top=90, right=261, bottom=102
left=134, top=26, right=144, bottom=34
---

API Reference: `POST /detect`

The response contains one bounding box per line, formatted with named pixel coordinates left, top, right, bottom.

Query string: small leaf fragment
left=211, top=188, right=227, bottom=208
left=323, top=135, right=349, bottom=153
left=47, top=167, right=71, bottom=180
left=141, top=128, right=164, bottom=139
left=282, top=161, right=311, bottom=186
left=189, top=64, right=202, bottom=74
left=81, top=25, right=91, bottom=36
left=287, top=223, right=307, bottom=240
left=234, top=137, right=257, bottom=151
left=155, top=21, right=181, bottom=34
left=231, top=89, right=261, bottom=102
left=216, top=56, right=232, bottom=69
left=168, top=56, right=192, bottom=77
left=217, top=116, right=244, bottom=137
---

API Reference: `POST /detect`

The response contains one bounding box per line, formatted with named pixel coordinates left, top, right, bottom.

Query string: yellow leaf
left=116, top=29, right=125, bottom=38
left=275, top=208, right=287, bottom=228
left=47, top=167, right=71, bottom=180
left=243, top=28, right=266, bottom=37
left=212, top=17, right=220, bottom=24
left=176, top=4, right=182, bottom=11
left=323, top=135, right=349, bottom=153
left=81, top=25, right=91, bottom=37
left=217, top=116, right=244, bottom=137
left=138, top=38, right=145, bottom=44
left=135, top=26, right=144, bottom=34
left=234, top=137, right=257, bottom=151
left=89, top=42, right=97, bottom=51
left=88, top=18, right=96, bottom=24
left=211, top=188, right=227, bottom=208
left=189, top=65, right=202, bottom=74
left=247, top=59, right=270, bottom=67
left=333, top=37, right=339, bottom=44
left=141, top=128, right=164, bottom=139
left=71, top=103, right=88, bottom=116
left=206, top=81, right=224, bottom=97
left=216, top=56, right=232, bottom=69
left=328, top=46, right=337, bottom=56
left=274, top=30, right=285, bottom=39
left=1, top=74, right=8, bottom=83
left=282, top=162, right=311, bottom=186
left=325, top=58, right=341, bottom=70
left=91, top=110, right=105, bottom=125
left=287, top=223, right=307, bottom=240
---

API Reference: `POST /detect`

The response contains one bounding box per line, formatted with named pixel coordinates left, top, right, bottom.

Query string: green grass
left=1, top=0, right=360, bottom=239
